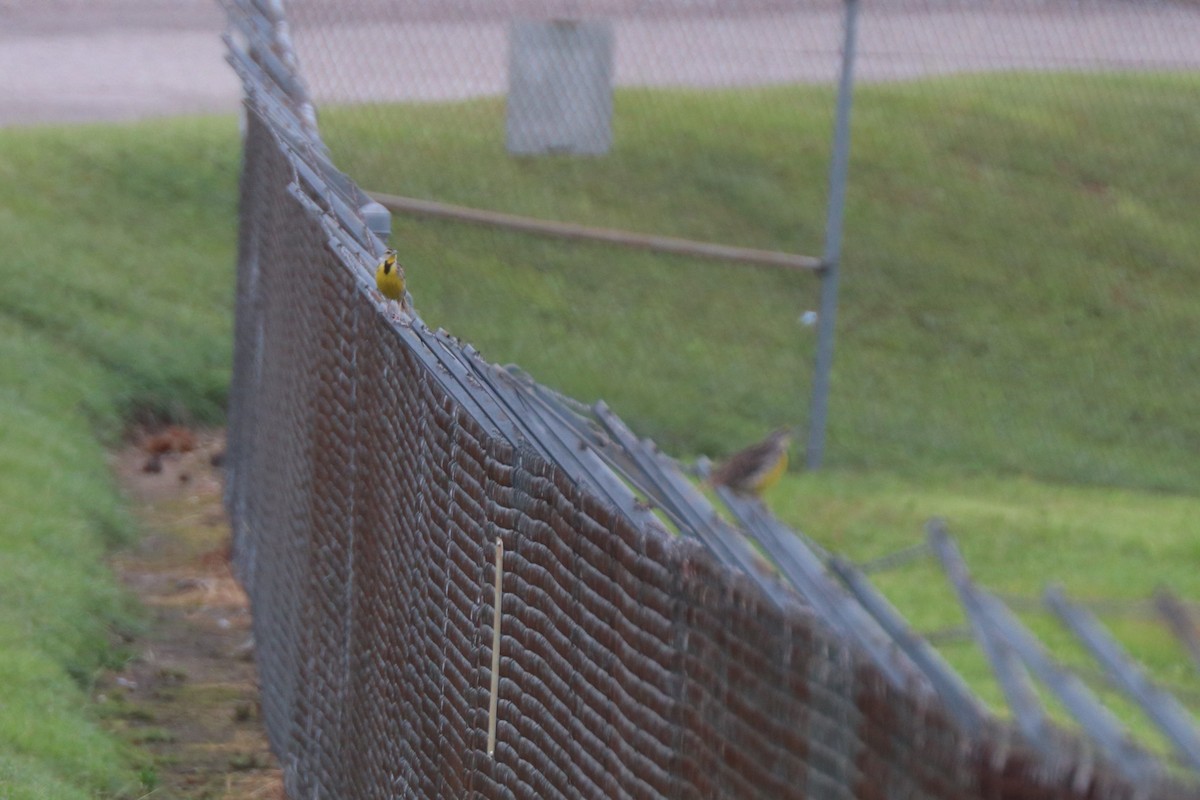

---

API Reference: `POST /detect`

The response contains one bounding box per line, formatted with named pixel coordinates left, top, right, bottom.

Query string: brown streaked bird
left=708, top=428, right=792, bottom=497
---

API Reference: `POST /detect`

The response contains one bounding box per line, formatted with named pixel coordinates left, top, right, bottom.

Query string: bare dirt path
left=100, top=429, right=282, bottom=800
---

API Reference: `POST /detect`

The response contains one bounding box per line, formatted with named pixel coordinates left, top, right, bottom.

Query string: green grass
left=771, top=470, right=1200, bottom=753
left=1, top=72, right=1198, bottom=793
left=324, top=72, right=1200, bottom=492
left=320, top=73, right=1200, bottom=752
left=0, top=117, right=239, bottom=797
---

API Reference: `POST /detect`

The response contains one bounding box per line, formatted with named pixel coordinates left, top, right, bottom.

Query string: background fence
left=224, top=1, right=1199, bottom=796
left=264, top=0, right=1200, bottom=491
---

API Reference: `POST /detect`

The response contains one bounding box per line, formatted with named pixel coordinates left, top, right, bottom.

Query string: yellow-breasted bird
left=375, top=249, right=406, bottom=303
left=708, top=428, right=792, bottom=497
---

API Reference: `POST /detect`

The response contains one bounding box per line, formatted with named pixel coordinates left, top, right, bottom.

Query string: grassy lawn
left=771, top=470, right=1200, bottom=755
left=0, top=117, right=239, bottom=797
left=327, top=72, right=1200, bottom=492
left=0, top=72, right=1196, bottom=793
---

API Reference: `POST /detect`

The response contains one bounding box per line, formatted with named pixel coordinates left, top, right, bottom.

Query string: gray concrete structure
left=506, top=19, right=614, bottom=156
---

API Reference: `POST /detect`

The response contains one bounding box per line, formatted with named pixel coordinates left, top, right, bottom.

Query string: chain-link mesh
left=280, top=0, right=1200, bottom=234
left=224, top=14, right=1194, bottom=793
left=261, top=0, right=1200, bottom=491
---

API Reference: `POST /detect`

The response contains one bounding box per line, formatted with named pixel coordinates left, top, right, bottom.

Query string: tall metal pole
left=806, top=0, right=860, bottom=469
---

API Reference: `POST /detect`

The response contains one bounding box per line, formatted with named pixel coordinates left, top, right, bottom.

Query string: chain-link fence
left=264, top=0, right=1200, bottom=489
left=224, top=2, right=1199, bottom=795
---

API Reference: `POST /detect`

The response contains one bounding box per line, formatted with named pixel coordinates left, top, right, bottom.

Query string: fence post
left=1046, top=585, right=1200, bottom=771
left=1155, top=588, right=1200, bottom=674
left=360, top=200, right=392, bottom=246
left=928, top=521, right=1053, bottom=750
left=806, top=0, right=860, bottom=469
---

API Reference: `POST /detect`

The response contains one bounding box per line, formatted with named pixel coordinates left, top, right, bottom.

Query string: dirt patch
left=101, top=428, right=283, bottom=799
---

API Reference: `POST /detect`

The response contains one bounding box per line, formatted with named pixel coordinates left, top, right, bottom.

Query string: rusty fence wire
left=223, top=2, right=1198, bottom=797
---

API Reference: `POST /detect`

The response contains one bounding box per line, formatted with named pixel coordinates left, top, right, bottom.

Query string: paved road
left=2, top=0, right=1198, bottom=126
left=0, top=0, right=236, bottom=124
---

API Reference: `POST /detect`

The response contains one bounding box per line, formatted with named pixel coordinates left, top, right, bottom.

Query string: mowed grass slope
left=0, top=72, right=1196, bottom=794
left=326, top=72, right=1200, bottom=492
left=0, top=117, right=239, bottom=797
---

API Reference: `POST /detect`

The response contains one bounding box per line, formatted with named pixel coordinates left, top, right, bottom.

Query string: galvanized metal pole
left=978, top=591, right=1162, bottom=785
left=806, top=0, right=860, bottom=469
left=360, top=200, right=392, bottom=247
left=1046, top=585, right=1200, bottom=771
left=1155, top=588, right=1200, bottom=674
left=928, top=521, right=1053, bottom=751
left=828, top=555, right=988, bottom=734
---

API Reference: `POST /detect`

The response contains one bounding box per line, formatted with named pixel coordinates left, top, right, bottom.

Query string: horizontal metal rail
left=366, top=191, right=822, bottom=271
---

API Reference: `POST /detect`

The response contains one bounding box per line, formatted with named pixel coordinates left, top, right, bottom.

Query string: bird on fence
left=708, top=428, right=792, bottom=497
left=374, top=248, right=409, bottom=309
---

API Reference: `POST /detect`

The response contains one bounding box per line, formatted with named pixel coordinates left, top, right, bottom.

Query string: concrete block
left=506, top=19, right=615, bottom=156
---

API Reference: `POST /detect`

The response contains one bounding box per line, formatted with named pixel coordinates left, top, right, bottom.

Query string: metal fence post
left=1046, top=586, right=1200, bottom=771
left=806, top=0, right=860, bottom=469
left=360, top=200, right=392, bottom=246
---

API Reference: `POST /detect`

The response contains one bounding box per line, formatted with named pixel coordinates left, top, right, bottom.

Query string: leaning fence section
left=223, top=2, right=1194, bottom=798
